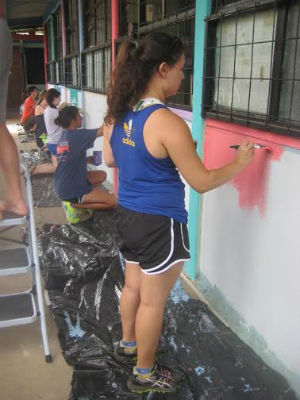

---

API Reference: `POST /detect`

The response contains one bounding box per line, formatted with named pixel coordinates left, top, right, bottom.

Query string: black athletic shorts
left=115, top=205, right=190, bottom=275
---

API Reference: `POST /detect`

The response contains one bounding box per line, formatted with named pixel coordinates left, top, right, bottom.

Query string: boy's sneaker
left=127, top=363, right=184, bottom=394
left=113, top=341, right=137, bottom=366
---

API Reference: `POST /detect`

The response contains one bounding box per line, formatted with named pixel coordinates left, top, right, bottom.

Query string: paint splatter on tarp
left=38, top=211, right=297, bottom=400
left=20, top=149, right=52, bottom=168
left=31, top=174, right=62, bottom=207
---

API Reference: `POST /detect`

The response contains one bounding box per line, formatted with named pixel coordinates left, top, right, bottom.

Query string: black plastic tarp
left=37, top=211, right=297, bottom=400
left=20, top=150, right=61, bottom=207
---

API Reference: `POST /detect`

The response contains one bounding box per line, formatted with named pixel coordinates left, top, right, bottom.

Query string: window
left=64, top=0, right=79, bottom=55
left=45, top=20, right=52, bottom=63
left=82, top=0, right=112, bottom=93
left=64, top=0, right=80, bottom=87
left=45, top=20, right=54, bottom=83
left=212, top=0, right=239, bottom=13
left=65, top=55, right=80, bottom=87
left=117, top=0, right=195, bottom=109
left=83, top=0, right=111, bottom=48
left=53, top=7, right=63, bottom=84
left=203, top=0, right=300, bottom=137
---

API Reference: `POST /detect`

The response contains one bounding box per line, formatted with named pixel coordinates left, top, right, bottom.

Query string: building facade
left=42, top=0, right=300, bottom=394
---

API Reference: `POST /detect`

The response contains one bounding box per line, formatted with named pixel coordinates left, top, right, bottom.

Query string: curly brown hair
left=105, top=32, right=184, bottom=124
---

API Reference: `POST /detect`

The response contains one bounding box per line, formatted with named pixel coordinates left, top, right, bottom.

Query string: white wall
left=83, top=91, right=114, bottom=185
left=199, top=144, right=300, bottom=393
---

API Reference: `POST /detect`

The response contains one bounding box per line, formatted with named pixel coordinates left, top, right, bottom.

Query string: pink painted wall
left=204, top=119, right=288, bottom=217
left=199, top=118, right=300, bottom=392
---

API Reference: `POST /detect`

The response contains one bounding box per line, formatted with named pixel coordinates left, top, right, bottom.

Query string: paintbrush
left=230, top=144, right=266, bottom=150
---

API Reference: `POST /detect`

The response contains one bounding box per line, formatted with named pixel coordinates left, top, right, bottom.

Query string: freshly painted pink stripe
left=204, top=123, right=284, bottom=217
left=206, top=118, right=300, bottom=150
left=111, top=0, right=119, bottom=195
left=169, top=107, right=193, bottom=121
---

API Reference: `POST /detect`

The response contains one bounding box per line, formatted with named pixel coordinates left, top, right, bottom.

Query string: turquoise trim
left=186, top=0, right=211, bottom=280
left=44, top=0, right=60, bottom=23
left=195, top=271, right=300, bottom=395
left=69, top=88, right=79, bottom=106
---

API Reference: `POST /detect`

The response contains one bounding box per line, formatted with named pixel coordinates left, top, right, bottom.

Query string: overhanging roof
left=7, top=0, right=54, bottom=29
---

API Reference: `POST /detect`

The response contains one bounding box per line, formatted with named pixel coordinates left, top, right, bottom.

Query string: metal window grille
left=46, top=62, right=54, bottom=84
left=45, top=21, right=52, bottom=62
left=203, top=0, right=300, bottom=137
left=83, top=0, right=112, bottom=48
left=82, top=46, right=111, bottom=93
left=45, top=21, right=55, bottom=84
left=65, top=55, right=81, bottom=88
left=53, top=7, right=64, bottom=85
left=81, top=0, right=112, bottom=94
left=63, top=0, right=80, bottom=88
left=212, top=0, right=239, bottom=13
left=117, top=0, right=195, bottom=109
left=64, top=0, right=79, bottom=55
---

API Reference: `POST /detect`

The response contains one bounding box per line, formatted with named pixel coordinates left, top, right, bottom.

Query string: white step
left=0, top=212, right=26, bottom=227
left=0, top=247, right=31, bottom=276
left=0, top=293, right=37, bottom=328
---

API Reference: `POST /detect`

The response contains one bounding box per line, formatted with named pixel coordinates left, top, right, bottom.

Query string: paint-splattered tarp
left=37, top=211, right=297, bottom=400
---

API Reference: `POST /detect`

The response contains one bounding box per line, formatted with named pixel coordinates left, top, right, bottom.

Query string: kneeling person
left=54, top=106, right=117, bottom=210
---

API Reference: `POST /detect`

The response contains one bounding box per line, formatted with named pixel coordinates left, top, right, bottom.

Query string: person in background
left=29, top=90, right=57, bottom=176
left=54, top=105, right=117, bottom=210
left=44, top=88, right=63, bottom=166
left=35, top=90, right=48, bottom=148
left=20, top=85, right=38, bottom=132
left=19, top=92, right=28, bottom=117
left=0, top=15, right=28, bottom=219
left=103, top=32, right=254, bottom=394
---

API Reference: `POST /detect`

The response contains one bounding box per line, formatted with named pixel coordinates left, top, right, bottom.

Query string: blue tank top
left=110, top=104, right=188, bottom=224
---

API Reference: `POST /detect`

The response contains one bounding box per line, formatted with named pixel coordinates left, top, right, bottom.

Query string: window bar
left=230, top=9, right=238, bottom=122
left=138, top=0, right=140, bottom=41
left=216, top=12, right=223, bottom=119
left=269, top=3, right=287, bottom=121
left=265, top=1, right=277, bottom=130
left=246, top=3, right=256, bottom=125
left=287, top=2, right=300, bottom=133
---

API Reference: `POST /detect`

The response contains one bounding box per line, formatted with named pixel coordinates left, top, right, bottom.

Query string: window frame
left=203, top=0, right=300, bottom=137
left=63, top=0, right=80, bottom=88
left=81, top=0, right=112, bottom=94
left=45, top=20, right=55, bottom=84
left=53, top=7, right=64, bottom=85
left=116, top=0, right=196, bottom=111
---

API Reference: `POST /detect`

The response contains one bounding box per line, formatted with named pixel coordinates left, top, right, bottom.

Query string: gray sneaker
left=127, top=363, right=184, bottom=394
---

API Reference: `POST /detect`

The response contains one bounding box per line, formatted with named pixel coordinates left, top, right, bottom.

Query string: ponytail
left=105, top=32, right=184, bottom=124
left=55, top=106, right=78, bottom=129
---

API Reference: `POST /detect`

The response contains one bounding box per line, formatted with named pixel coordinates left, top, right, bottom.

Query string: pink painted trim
left=0, top=1, right=4, bottom=18
left=206, top=118, right=300, bottom=150
left=111, top=0, right=119, bottom=195
left=169, top=107, right=192, bottom=122
left=112, top=0, right=118, bottom=69
left=204, top=123, right=284, bottom=217
left=61, top=0, right=66, bottom=57
left=43, top=25, right=48, bottom=85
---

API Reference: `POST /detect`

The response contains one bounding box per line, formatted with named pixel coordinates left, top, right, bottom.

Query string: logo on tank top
left=122, top=119, right=135, bottom=147
left=57, top=140, right=70, bottom=162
